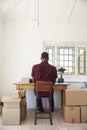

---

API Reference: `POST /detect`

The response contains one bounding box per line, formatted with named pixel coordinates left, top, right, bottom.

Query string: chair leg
left=34, top=98, right=38, bottom=125
left=34, top=110, right=37, bottom=125
left=49, top=98, right=53, bottom=125
left=49, top=110, right=53, bottom=125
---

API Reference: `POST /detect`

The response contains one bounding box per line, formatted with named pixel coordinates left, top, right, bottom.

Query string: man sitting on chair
left=31, top=52, right=57, bottom=112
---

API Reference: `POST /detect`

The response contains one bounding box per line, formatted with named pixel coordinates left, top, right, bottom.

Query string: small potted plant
left=58, top=67, right=66, bottom=83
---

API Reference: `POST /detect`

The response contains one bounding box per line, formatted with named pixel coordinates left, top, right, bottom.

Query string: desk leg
left=16, top=85, right=20, bottom=90
left=61, top=90, right=64, bottom=108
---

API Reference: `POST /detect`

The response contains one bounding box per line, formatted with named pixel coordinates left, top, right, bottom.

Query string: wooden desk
left=14, top=82, right=69, bottom=106
left=14, top=82, right=68, bottom=90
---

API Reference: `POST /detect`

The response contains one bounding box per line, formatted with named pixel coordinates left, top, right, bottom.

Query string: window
left=57, top=47, right=75, bottom=75
left=45, top=46, right=55, bottom=64
left=78, top=47, right=86, bottom=75
left=43, top=42, right=87, bottom=76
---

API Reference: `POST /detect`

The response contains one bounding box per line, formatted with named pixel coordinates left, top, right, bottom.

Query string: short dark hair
left=41, top=52, right=49, bottom=60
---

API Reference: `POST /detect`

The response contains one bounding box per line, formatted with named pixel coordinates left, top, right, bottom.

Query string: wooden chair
left=34, top=81, right=53, bottom=125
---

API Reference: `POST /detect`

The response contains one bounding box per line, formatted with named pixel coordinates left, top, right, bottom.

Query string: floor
left=0, top=109, right=87, bottom=130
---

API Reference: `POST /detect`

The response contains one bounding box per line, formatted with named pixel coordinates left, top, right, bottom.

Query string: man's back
left=32, top=61, right=57, bottom=83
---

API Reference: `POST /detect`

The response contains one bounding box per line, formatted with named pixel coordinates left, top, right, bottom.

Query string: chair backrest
left=35, top=81, right=53, bottom=92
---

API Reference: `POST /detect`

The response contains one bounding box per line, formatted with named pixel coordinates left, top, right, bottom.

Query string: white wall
left=0, top=18, right=3, bottom=100
left=0, top=0, right=87, bottom=108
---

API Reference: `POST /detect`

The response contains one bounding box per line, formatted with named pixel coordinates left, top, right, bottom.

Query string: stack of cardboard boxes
left=11, top=90, right=27, bottom=121
left=2, top=90, right=26, bottom=125
left=63, top=88, right=87, bottom=123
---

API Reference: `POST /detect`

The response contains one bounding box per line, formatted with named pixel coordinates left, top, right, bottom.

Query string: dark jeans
left=36, top=92, right=54, bottom=110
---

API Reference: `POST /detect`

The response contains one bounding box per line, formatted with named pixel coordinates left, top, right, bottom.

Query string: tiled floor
left=0, top=109, right=87, bottom=130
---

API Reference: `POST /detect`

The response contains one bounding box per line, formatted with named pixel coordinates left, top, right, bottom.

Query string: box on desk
left=21, top=77, right=29, bottom=83
left=65, top=89, right=87, bottom=106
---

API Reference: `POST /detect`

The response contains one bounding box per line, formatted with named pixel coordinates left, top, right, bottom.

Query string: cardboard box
left=10, top=90, right=26, bottom=98
left=12, top=94, right=19, bottom=99
left=81, top=106, right=87, bottom=123
left=2, top=96, right=21, bottom=103
left=4, top=102, right=20, bottom=109
left=10, top=90, right=19, bottom=98
left=21, top=77, right=29, bottom=83
left=63, top=105, right=80, bottom=123
left=2, top=96, right=21, bottom=109
left=65, top=89, right=87, bottom=106
left=2, top=108, right=20, bottom=125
